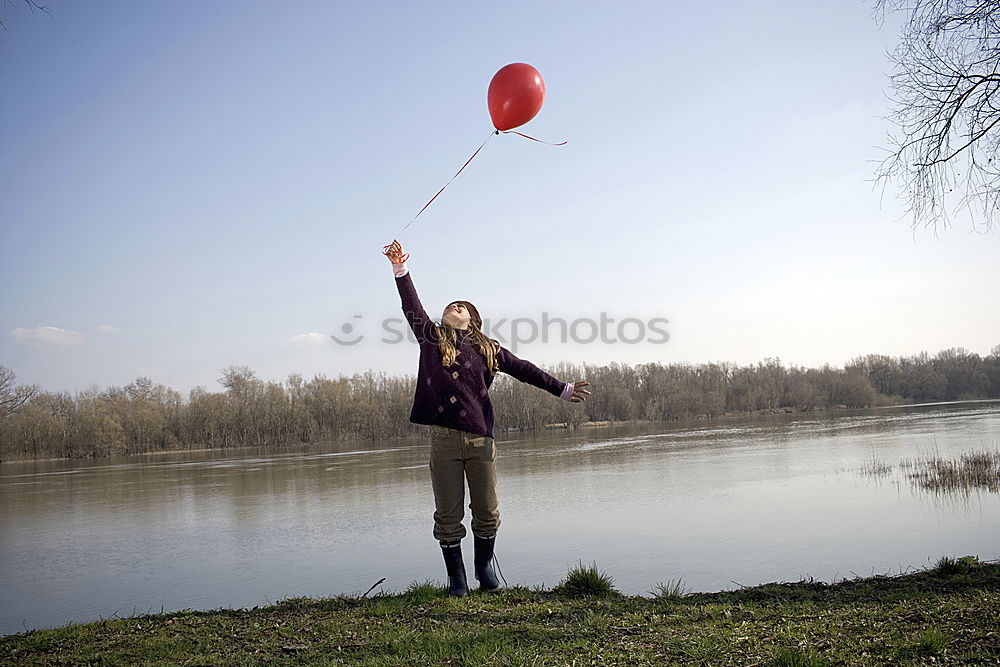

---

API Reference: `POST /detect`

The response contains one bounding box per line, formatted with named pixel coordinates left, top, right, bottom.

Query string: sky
left=1, top=0, right=997, bottom=397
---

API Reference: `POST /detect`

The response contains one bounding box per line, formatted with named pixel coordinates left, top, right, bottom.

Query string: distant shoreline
left=3, top=398, right=998, bottom=466
left=543, top=397, right=1000, bottom=428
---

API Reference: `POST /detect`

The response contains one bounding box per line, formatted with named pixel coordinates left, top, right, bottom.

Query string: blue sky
left=1, top=0, right=997, bottom=396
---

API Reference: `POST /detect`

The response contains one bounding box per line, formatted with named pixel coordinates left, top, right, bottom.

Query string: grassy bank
left=3, top=557, right=998, bottom=666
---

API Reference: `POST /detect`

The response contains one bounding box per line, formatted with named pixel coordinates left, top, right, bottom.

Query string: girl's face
left=442, top=302, right=471, bottom=330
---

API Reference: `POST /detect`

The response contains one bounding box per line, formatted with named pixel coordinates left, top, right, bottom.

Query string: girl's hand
left=382, top=239, right=409, bottom=264
left=569, top=380, right=592, bottom=403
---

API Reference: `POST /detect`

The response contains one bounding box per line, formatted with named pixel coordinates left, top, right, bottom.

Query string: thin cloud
left=284, top=332, right=330, bottom=345
left=11, top=326, right=85, bottom=346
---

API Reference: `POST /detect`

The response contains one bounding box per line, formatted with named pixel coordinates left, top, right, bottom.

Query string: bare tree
left=1, top=0, right=52, bottom=31
left=218, top=365, right=265, bottom=446
left=874, top=0, right=1000, bottom=234
left=0, top=365, right=37, bottom=419
left=2, top=348, right=998, bottom=461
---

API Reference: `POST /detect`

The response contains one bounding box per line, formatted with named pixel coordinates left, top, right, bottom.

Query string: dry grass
left=901, top=449, right=1000, bottom=493
left=858, top=454, right=894, bottom=478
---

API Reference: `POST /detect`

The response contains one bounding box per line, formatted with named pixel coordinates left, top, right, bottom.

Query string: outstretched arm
left=384, top=240, right=434, bottom=345
left=497, top=345, right=589, bottom=402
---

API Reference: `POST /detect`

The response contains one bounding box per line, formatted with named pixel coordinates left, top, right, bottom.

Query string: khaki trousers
left=429, top=425, right=500, bottom=543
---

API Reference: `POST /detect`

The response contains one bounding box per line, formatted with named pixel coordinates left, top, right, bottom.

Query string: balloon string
left=500, top=129, right=568, bottom=146
left=387, top=127, right=567, bottom=244
left=395, top=129, right=499, bottom=237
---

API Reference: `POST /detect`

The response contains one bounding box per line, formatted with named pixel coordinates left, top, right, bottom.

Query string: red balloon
left=487, top=63, right=546, bottom=132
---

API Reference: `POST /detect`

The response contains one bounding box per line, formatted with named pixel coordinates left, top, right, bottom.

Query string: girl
left=383, top=239, right=591, bottom=597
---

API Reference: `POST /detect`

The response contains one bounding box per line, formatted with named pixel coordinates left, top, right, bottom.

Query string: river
left=2, top=400, right=998, bottom=636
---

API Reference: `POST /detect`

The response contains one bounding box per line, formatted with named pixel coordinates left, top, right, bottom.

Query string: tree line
left=1, top=345, right=998, bottom=462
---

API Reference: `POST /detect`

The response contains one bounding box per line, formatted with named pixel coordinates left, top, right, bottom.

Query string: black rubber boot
left=440, top=541, right=469, bottom=597
left=473, top=534, right=501, bottom=592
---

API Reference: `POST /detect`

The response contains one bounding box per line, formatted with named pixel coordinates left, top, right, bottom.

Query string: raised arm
left=384, top=240, right=435, bottom=345
left=497, top=345, right=576, bottom=401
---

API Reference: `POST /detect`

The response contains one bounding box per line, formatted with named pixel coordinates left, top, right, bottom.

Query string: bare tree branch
left=0, top=365, right=38, bottom=419
left=1, top=0, right=53, bottom=32
left=873, top=0, right=1000, bottom=233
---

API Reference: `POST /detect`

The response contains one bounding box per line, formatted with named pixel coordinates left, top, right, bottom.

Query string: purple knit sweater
left=392, top=262, right=573, bottom=438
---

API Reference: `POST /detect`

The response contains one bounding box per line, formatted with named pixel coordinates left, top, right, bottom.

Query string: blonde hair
left=434, top=322, right=501, bottom=377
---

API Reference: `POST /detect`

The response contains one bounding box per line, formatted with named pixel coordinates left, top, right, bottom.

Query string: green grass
left=649, top=578, right=690, bottom=601
left=400, top=579, right=442, bottom=605
left=772, top=646, right=831, bottom=667
left=551, top=560, right=618, bottom=598
left=934, top=554, right=978, bottom=576
left=2, top=556, right=999, bottom=665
